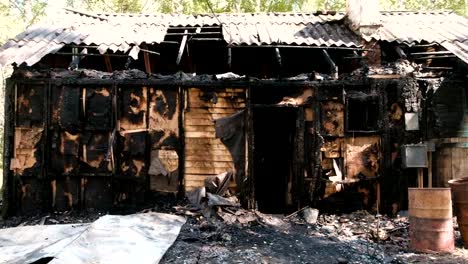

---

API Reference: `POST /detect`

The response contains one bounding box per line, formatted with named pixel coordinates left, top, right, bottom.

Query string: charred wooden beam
left=168, top=26, right=221, bottom=30
left=166, top=32, right=221, bottom=36
left=104, top=55, right=112, bottom=73
left=321, top=49, right=338, bottom=79
left=139, top=48, right=160, bottom=56
left=227, top=47, right=232, bottom=70
left=394, top=46, right=407, bottom=59
left=54, top=52, right=130, bottom=57
left=275, top=48, right=282, bottom=68
left=141, top=44, right=152, bottom=74
left=176, top=30, right=188, bottom=66
left=190, top=38, right=224, bottom=41
left=2, top=79, right=15, bottom=217
left=410, top=51, right=453, bottom=56
left=229, top=45, right=367, bottom=51
left=414, top=55, right=457, bottom=60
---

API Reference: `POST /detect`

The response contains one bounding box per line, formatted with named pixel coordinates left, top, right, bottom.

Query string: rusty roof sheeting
left=371, top=11, right=468, bottom=64
left=0, top=10, right=361, bottom=67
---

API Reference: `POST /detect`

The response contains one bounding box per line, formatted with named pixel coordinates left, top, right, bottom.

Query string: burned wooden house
left=0, top=4, right=467, bottom=216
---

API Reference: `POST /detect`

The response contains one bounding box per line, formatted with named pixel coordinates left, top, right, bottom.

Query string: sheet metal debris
left=0, top=212, right=186, bottom=264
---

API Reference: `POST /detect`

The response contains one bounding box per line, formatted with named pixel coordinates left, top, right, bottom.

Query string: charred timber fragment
left=321, top=49, right=338, bottom=79
left=176, top=30, right=188, bottom=66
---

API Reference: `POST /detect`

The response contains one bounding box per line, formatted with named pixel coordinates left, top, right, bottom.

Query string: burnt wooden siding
left=184, top=87, right=246, bottom=191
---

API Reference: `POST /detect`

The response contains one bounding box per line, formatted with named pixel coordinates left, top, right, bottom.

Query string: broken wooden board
left=345, top=136, right=381, bottom=179
left=321, top=101, right=344, bottom=136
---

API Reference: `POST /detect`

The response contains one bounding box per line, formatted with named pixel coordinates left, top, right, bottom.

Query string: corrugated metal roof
left=0, top=9, right=169, bottom=67
left=0, top=10, right=360, bottom=67
left=371, top=11, right=468, bottom=64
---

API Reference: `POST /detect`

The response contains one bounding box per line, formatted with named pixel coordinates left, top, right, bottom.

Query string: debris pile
left=314, top=210, right=409, bottom=247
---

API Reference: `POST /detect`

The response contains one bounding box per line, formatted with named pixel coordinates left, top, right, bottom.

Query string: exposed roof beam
left=176, top=29, right=189, bottom=66
left=321, top=49, right=338, bottom=79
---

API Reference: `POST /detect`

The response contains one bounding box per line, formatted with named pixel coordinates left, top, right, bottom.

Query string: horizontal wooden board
left=186, top=108, right=241, bottom=114
left=185, top=125, right=216, bottom=132
left=185, top=149, right=231, bottom=156
left=185, top=138, right=226, bottom=145
left=184, top=113, right=234, bottom=119
left=185, top=160, right=233, bottom=168
left=185, top=167, right=233, bottom=174
left=184, top=119, right=216, bottom=126
left=185, top=131, right=216, bottom=138
left=188, top=101, right=246, bottom=108
left=185, top=155, right=233, bottom=162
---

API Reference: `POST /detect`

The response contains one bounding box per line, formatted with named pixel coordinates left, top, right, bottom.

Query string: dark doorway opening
left=253, top=106, right=297, bottom=214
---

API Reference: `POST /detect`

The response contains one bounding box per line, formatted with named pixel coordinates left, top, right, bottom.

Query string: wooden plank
left=185, top=143, right=227, bottom=150
left=185, top=119, right=215, bottom=126
left=185, top=149, right=231, bottom=156
left=186, top=157, right=233, bottom=163
left=185, top=131, right=216, bottom=138
left=185, top=174, right=216, bottom=181
left=435, top=147, right=452, bottom=187
left=452, top=147, right=468, bottom=180
left=185, top=167, right=233, bottom=174
left=187, top=108, right=240, bottom=114
left=185, top=125, right=216, bottom=132
left=187, top=98, right=246, bottom=105
left=184, top=113, right=235, bottom=119
left=185, top=138, right=225, bottom=145
left=188, top=102, right=246, bottom=109
left=185, top=160, right=233, bottom=168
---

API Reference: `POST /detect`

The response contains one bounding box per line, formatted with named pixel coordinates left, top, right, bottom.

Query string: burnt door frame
left=250, top=105, right=304, bottom=213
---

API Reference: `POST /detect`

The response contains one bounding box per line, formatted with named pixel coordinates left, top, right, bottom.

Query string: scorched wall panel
left=184, top=88, right=246, bottom=191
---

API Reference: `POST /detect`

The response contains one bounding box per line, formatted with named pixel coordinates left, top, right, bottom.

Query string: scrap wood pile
left=175, top=171, right=288, bottom=227
left=175, top=172, right=411, bottom=247
left=312, top=210, right=410, bottom=247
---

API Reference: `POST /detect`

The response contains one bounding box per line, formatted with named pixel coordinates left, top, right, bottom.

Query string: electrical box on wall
left=405, top=113, right=419, bottom=131
left=401, top=144, right=428, bottom=168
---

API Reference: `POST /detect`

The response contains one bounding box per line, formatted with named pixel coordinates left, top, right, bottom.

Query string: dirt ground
left=1, top=200, right=467, bottom=264
left=160, top=214, right=468, bottom=264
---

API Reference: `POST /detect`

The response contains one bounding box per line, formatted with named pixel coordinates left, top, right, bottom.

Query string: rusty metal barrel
left=408, top=188, right=454, bottom=253
left=448, top=177, right=468, bottom=247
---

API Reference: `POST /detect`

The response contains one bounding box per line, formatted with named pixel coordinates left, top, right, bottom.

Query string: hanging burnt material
left=214, top=110, right=245, bottom=188
left=85, top=87, right=112, bottom=130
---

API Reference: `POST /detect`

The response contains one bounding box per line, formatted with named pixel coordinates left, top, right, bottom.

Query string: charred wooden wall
left=184, top=87, right=246, bottom=191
